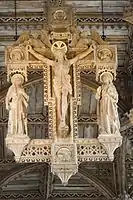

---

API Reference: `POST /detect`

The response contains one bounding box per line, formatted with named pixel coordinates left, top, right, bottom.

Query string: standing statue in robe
left=6, top=74, right=29, bottom=136
left=27, top=41, right=95, bottom=134
left=95, top=72, right=120, bottom=135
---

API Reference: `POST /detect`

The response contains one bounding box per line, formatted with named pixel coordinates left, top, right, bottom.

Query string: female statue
left=6, top=74, right=29, bottom=136
left=96, top=72, right=120, bottom=135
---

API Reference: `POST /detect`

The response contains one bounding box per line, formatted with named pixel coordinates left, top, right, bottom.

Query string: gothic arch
left=78, top=166, right=115, bottom=199
left=0, top=163, right=48, bottom=187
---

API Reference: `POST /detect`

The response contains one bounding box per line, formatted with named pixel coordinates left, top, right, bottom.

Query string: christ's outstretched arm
left=27, top=45, right=54, bottom=66
left=69, top=44, right=96, bottom=65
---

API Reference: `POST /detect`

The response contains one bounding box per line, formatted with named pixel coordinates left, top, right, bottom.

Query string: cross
left=26, top=41, right=95, bottom=141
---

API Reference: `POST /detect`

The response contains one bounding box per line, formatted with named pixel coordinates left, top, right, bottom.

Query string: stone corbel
left=98, top=135, right=122, bottom=161
left=51, top=142, right=78, bottom=185
left=5, top=135, right=30, bottom=162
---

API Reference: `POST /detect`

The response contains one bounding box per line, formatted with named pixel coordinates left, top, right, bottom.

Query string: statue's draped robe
left=97, top=83, right=120, bottom=134
left=6, top=85, right=28, bottom=136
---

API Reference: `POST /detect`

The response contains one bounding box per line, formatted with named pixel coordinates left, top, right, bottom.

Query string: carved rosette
left=51, top=142, right=78, bottom=185
left=95, top=45, right=117, bottom=81
left=98, top=135, right=122, bottom=161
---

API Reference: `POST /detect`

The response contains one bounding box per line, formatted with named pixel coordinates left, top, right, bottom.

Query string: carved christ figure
left=27, top=41, right=95, bottom=132
left=96, top=72, right=120, bottom=135
left=6, top=74, right=29, bottom=136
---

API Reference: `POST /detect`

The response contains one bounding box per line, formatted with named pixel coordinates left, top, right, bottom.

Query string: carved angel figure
left=14, top=29, right=51, bottom=56
left=6, top=74, right=29, bottom=136
left=96, top=72, right=120, bottom=135
left=70, top=28, right=107, bottom=49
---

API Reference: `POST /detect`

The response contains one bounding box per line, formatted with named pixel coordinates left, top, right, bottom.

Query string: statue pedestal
left=98, top=134, right=122, bottom=161
left=5, top=135, right=30, bottom=162
left=51, top=142, right=78, bottom=185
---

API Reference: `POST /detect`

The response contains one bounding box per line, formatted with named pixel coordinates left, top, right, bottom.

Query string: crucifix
left=27, top=41, right=95, bottom=140
left=5, top=4, right=122, bottom=185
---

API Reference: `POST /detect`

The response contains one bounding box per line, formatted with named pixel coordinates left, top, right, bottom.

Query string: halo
left=11, top=73, right=24, bottom=84
left=51, top=41, right=67, bottom=55
left=100, top=72, right=113, bottom=83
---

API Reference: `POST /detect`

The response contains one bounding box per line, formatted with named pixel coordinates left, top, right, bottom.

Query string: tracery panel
left=78, top=85, right=98, bottom=139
